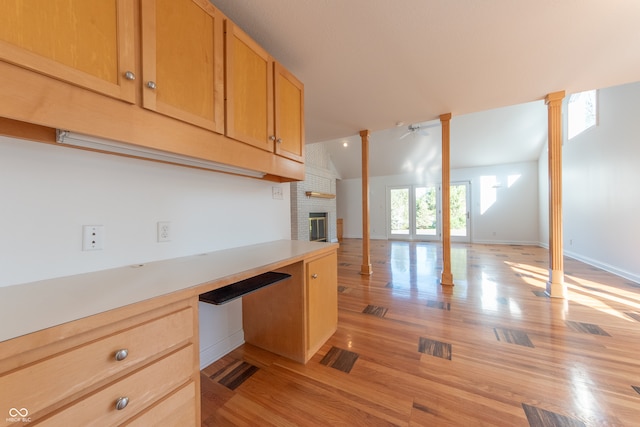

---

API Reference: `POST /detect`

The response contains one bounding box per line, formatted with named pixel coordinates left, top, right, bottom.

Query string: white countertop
left=0, top=240, right=337, bottom=343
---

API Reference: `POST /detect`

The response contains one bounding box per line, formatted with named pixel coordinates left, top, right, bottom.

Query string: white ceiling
left=210, top=0, right=640, bottom=178
left=321, top=100, right=548, bottom=180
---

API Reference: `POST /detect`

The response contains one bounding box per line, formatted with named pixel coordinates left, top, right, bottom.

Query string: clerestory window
left=567, top=89, right=597, bottom=140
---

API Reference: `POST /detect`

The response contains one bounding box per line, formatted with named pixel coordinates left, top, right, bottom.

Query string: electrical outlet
left=83, top=225, right=104, bottom=251
left=157, top=221, right=171, bottom=242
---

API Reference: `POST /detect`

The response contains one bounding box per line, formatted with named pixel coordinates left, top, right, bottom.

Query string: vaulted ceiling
left=321, top=100, right=548, bottom=180
left=211, top=0, right=640, bottom=177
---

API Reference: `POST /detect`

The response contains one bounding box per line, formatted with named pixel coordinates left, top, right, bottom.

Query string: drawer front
left=40, top=345, right=194, bottom=426
left=0, top=307, right=193, bottom=424
left=122, top=381, right=197, bottom=427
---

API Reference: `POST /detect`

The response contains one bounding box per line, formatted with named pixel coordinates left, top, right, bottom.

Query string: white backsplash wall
left=290, top=143, right=339, bottom=242
left=0, top=135, right=291, bottom=368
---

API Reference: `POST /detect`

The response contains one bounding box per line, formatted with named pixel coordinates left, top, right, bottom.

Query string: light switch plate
left=272, top=186, right=283, bottom=200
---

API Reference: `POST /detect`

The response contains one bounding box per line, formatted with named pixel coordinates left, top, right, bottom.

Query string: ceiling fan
left=399, top=122, right=440, bottom=140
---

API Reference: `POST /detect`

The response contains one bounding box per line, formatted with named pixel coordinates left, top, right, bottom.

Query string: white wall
left=538, top=81, right=640, bottom=282
left=337, top=161, right=539, bottom=244
left=0, top=136, right=291, bottom=368
left=452, top=162, right=539, bottom=244
left=538, top=142, right=549, bottom=246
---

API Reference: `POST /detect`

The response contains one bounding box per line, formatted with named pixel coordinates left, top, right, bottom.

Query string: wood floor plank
left=201, top=240, right=640, bottom=426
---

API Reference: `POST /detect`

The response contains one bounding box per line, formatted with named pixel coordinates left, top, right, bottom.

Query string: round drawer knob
left=312, top=273, right=318, bottom=279
left=146, top=81, right=157, bottom=90
left=124, top=71, right=136, bottom=81
left=114, top=349, right=129, bottom=361
left=276, top=138, right=283, bottom=144
left=115, top=396, right=129, bottom=411
left=269, top=135, right=276, bottom=141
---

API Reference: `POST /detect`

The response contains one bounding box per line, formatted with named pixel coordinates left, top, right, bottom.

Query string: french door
left=449, top=182, right=470, bottom=242
left=389, top=185, right=439, bottom=241
left=388, top=182, right=470, bottom=242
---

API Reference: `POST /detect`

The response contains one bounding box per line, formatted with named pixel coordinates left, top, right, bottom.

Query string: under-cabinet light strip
left=55, top=130, right=266, bottom=179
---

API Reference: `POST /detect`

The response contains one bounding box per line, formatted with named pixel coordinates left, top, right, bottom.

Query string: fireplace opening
left=309, top=212, right=327, bottom=242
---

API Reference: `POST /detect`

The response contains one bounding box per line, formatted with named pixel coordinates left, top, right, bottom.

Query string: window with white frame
left=567, top=89, right=597, bottom=140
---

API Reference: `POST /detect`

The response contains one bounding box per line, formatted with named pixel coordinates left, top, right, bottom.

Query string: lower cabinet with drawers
left=0, top=242, right=338, bottom=426
left=0, top=297, right=200, bottom=427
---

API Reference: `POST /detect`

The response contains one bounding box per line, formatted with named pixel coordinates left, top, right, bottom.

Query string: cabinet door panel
left=225, top=21, right=273, bottom=152
left=0, top=0, right=135, bottom=102
left=307, top=252, right=338, bottom=352
left=141, top=0, right=222, bottom=132
left=274, top=62, right=304, bottom=162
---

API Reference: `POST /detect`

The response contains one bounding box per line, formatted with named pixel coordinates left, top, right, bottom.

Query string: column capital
left=545, top=91, right=566, bottom=105
left=359, top=129, right=370, bottom=138
left=439, top=113, right=452, bottom=122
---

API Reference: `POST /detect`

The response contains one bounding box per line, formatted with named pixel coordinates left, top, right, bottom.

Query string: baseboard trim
left=199, top=329, right=245, bottom=370
left=539, top=241, right=639, bottom=284
left=563, top=249, right=640, bottom=285
left=473, top=239, right=540, bottom=246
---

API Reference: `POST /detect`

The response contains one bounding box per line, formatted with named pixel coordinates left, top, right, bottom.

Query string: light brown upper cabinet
left=274, top=62, right=305, bottom=162
left=225, top=21, right=304, bottom=162
left=0, top=0, right=136, bottom=103
left=141, top=0, right=224, bottom=133
left=0, top=1, right=305, bottom=181
left=224, top=21, right=272, bottom=152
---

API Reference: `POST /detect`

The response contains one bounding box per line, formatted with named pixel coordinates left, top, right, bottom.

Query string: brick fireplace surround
left=290, top=143, right=339, bottom=243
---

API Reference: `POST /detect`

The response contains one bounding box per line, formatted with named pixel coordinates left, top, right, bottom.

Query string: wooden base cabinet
left=306, top=251, right=338, bottom=356
left=242, top=251, right=338, bottom=364
left=0, top=243, right=337, bottom=426
left=0, top=298, right=200, bottom=427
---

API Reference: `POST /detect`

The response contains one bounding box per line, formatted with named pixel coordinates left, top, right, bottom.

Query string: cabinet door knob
left=312, top=273, right=318, bottom=279
left=124, top=71, right=136, bottom=81
left=115, top=396, right=129, bottom=411
left=277, top=138, right=283, bottom=144
left=269, top=135, right=276, bottom=141
left=114, top=349, right=129, bottom=361
left=146, top=81, right=157, bottom=90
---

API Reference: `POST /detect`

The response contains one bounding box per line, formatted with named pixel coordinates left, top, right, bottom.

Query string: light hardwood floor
left=201, top=239, right=640, bottom=426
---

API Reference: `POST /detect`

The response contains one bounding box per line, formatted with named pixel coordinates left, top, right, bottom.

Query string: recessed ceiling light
left=395, top=121, right=405, bottom=127
left=343, top=141, right=349, bottom=147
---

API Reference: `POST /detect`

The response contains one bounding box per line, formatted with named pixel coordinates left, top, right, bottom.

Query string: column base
left=440, top=271, right=454, bottom=287
left=546, top=269, right=566, bottom=298
left=360, top=264, right=372, bottom=276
